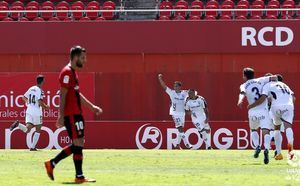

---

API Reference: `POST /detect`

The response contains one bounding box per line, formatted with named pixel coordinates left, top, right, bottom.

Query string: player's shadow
left=61, top=181, right=78, bottom=184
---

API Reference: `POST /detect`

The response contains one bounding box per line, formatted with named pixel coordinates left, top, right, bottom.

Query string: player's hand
left=92, top=105, right=103, bottom=115
left=45, top=105, right=50, bottom=109
left=247, top=104, right=253, bottom=110
left=56, top=115, right=64, bottom=128
left=158, top=74, right=163, bottom=79
left=237, top=101, right=243, bottom=109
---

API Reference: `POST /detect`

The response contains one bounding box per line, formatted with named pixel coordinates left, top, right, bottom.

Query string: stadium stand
left=0, top=0, right=299, bottom=21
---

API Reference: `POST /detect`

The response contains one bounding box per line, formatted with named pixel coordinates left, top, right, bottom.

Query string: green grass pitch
left=0, top=150, right=299, bottom=186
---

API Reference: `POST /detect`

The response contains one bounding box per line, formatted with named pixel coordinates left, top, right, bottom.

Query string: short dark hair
left=276, top=74, right=283, bottom=82
left=174, top=81, right=182, bottom=87
left=70, top=45, right=86, bottom=60
left=264, top=73, right=273, bottom=77
left=243, top=67, right=254, bottom=79
left=37, top=75, right=44, bottom=84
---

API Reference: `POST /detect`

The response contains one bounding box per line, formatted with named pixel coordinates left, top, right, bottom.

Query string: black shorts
left=64, top=114, right=85, bottom=140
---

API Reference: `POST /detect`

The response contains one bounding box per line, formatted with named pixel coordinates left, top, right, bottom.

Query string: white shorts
left=192, top=120, right=210, bottom=131
left=171, top=115, right=185, bottom=128
left=25, top=113, right=42, bottom=126
left=270, top=104, right=294, bottom=126
left=248, top=108, right=272, bottom=130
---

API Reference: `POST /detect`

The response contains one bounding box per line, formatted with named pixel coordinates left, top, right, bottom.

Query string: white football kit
left=185, top=96, right=210, bottom=131
left=240, top=76, right=272, bottom=130
left=262, top=81, right=294, bottom=125
left=24, top=85, right=44, bottom=125
left=166, top=87, right=188, bottom=128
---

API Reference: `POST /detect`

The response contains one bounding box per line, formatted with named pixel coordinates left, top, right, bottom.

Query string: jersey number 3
left=251, top=87, right=261, bottom=100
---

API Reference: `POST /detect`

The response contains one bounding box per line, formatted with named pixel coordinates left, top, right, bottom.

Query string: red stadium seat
left=103, top=1, right=116, bottom=9
left=266, top=4, right=279, bottom=17
left=33, top=17, right=45, bottom=21
left=236, top=15, right=247, bottom=20
left=20, top=17, right=29, bottom=21
left=176, top=0, right=188, bottom=7
left=174, top=15, right=185, bottom=20
left=0, top=1, right=8, bottom=8
left=189, top=15, right=201, bottom=20
left=282, top=4, right=294, bottom=17
left=206, top=4, right=218, bottom=17
left=0, top=6, right=8, bottom=20
left=72, top=1, right=85, bottom=9
left=95, top=16, right=105, bottom=21
left=191, top=0, right=204, bottom=8
left=56, top=6, right=69, bottom=20
left=252, top=0, right=265, bottom=7
left=102, top=5, right=114, bottom=20
left=159, top=1, right=172, bottom=18
left=159, top=15, right=170, bottom=20
left=12, top=1, right=24, bottom=8
left=296, top=3, right=300, bottom=17
left=88, top=1, right=100, bottom=8
left=268, top=0, right=280, bottom=7
left=221, top=4, right=232, bottom=16
left=57, top=1, right=69, bottom=8
left=2, top=17, right=13, bottom=21
left=26, top=6, right=38, bottom=20
left=63, top=17, right=72, bottom=21
left=86, top=5, right=100, bottom=20
left=220, top=15, right=231, bottom=20
left=283, top=0, right=295, bottom=6
left=79, top=16, right=91, bottom=21
left=222, top=0, right=234, bottom=8
left=266, top=14, right=277, bottom=19
left=237, top=0, right=250, bottom=8
left=42, top=1, right=54, bottom=9
left=71, top=5, right=84, bottom=20
left=251, top=15, right=262, bottom=19
left=190, top=2, right=203, bottom=17
left=27, top=1, right=39, bottom=8
left=48, top=16, right=60, bottom=21
left=41, top=6, right=54, bottom=20
left=11, top=6, right=24, bottom=20
left=207, top=0, right=219, bottom=8
left=251, top=4, right=263, bottom=17
left=236, top=4, right=248, bottom=17
left=174, top=4, right=187, bottom=17
left=206, top=15, right=216, bottom=20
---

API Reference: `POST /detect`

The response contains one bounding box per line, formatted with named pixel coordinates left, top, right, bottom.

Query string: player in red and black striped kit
left=44, top=46, right=102, bottom=183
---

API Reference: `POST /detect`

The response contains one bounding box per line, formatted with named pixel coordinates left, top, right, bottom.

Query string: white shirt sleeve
left=165, top=87, right=172, bottom=96
left=240, top=84, right=245, bottom=93
left=185, top=101, right=190, bottom=111
left=262, top=83, right=270, bottom=96
left=257, top=76, right=271, bottom=85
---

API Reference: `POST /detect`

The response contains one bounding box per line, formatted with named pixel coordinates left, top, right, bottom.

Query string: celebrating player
left=248, top=74, right=295, bottom=160
left=10, top=75, right=49, bottom=151
left=44, top=46, right=103, bottom=183
left=237, top=67, right=277, bottom=164
left=185, top=89, right=211, bottom=149
left=158, top=74, right=192, bottom=149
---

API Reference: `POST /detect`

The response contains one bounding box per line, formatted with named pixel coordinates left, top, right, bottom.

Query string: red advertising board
left=0, top=73, right=95, bottom=121
left=0, top=21, right=298, bottom=54
left=0, top=121, right=297, bottom=150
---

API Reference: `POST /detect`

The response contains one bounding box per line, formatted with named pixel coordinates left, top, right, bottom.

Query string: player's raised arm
left=80, top=93, right=103, bottom=115
left=158, top=74, right=168, bottom=90
left=56, top=87, right=68, bottom=128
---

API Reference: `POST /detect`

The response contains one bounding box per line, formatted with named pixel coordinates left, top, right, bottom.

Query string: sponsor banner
left=0, top=121, right=298, bottom=149
left=0, top=73, right=95, bottom=121
left=0, top=21, right=299, bottom=54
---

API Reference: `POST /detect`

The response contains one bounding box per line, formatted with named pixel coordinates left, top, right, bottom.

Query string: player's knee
left=73, top=138, right=84, bottom=147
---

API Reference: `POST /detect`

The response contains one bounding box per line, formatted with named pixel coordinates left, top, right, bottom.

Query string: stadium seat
left=237, top=0, right=250, bottom=8
left=57, top=1, right=69, bottom=8
left=86, top=5, right=100, bottom=20
left=159, top=15, right=170, bottom=20
left=95, top=16, right=105, bottom=21
left=71, top=5, right=84, bottom=20
left=12, top=1, right=24, bottom=8
left=268, top=0, right=280, bottom=7
left=207, top=0, right=219, bottom=7
left=251, top=4, right=263, bottom=17
left=0, top=1, right=8, bottom=8
left=26, top=6, right=38, bottom=20
left=2, top=17, right=13, bottom=21
left=48, top=16, right=60, bottom=21
left=283, top=0, right=295, bottom=6
left=236, top=4, right=248, bottom=17
left=221, top=4, right=232, bottom=17
left=174, top=14, right=185, bottom=20
left=176, top=0, right=188, bottom=7
left=56, top=6, right=69, bottom=20
left=220, top=15, right=231, bottom=20
left=206, top=4, right=218, bottom=18
left=251, top=15, right=262, bottom=19
left=0, top=6, right=8, bottom=20
left=252, top=0, right=265, bottom=7
left=63, top=17, right=72, bottom=21
left=33, top=17, right=45, bottom=21
left=79, top=16, right=91, bottom=21
left=41, top=6, right=54, bottom=20
left=42, top=1, right=54, bottom=9
left=88, top=1, right=100, bottom=8
left=11, top=6, right=24, bottom=20
left=27, top=1, right=39, bottom=8
left=103, top=1, right=116, bottom=9
left=174, top=4, right=187, bottom=17
left=236, top=15, right=247, bottom=20
left=222, top=0, right=234, bottom=8
left=266, top=14, right=277, bottom=19
left=102, top=5, right=114, bottom=20
left=20, top=17, right=29, bottom=21
left=72, top=1, right=85, bottom=9
left=206, top=15, right=216, bottom=20
left=266, top=4, right=279, bottom=17
left=190, top=1, right=203, bottom=17
left=159, top=1, right=172, bottom=18
left=189, top=15, right=201, bottom=20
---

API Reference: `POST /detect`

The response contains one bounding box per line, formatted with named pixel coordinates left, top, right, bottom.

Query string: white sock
left=179, top=132, right=189, bottom=146
left=18, top=123, right=28, bottom=133
left=31, top=132, right=40, bottom=149
left=201, top=131, right=210, bottom=149
left=177, top=132, right=182, bottom=145
left=274, top=130, right=282, bottom=154
left=269, top=130, right=274, bottom=139
left=251, top=131, right=259, bottom=148
left=206, top=131, right=211, bottom=149
left=286, top=128, right=294, bottom=145
left=264, top=134, right=271, bottom=150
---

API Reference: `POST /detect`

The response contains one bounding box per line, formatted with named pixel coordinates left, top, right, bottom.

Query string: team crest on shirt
left=63, top=75, right=70, bottom=84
